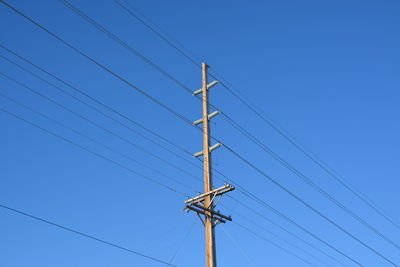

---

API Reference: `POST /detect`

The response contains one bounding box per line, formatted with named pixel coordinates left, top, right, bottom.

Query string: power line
left=58, top=0, right=194, bottom=94
left=0, top=44, right=196, bottom=161
left=0, top=106, right=186, bottom=196
left=304, top=148, right=400, bottom=230
left=111, top=0, right=400, bottom=234
left=223, top=144, right=397, bottom=266
left=0, top=91, right=198, bottom=194
left=74, top=4, right=389, bottom=262
left=0, top=45, right=348, bottom=266
left=1, top=2, right=394, bottom=264
left=105, top=1, right=400, bottom=251
left=193, top=108, right=397, bottom=264
left=5, top=1, right=394, bottom=251
left=59, top=0, right=225, bottom=142
left=221, top=111, right=400, bottom=251
left=0, top=0, right=194, bottom=127
left=225, top=195, right=346, bottom=266
left=193, top=133, right=356, bottom=266
left=0, top=203, right=177, bottom=266
left=0, top=49, right=203, bottom=177
left=0, top=99, right=314, bottom=267
left=0, top=71, right=201, bottom=184
left=233, top=221, right=314, bottom=266
left=224, top=205, right=328, bottom=265
left=0, top=1, right=209, bottom=159
left=221, top=225, right=256, bottom=267
left=223, top=204, right=333, bottom=266
left=0, top=44, right=352, bottom=265
left=237, top=187, right=364, bottom=266
left=208, top=57, right=400, bottom=233
left=188, top=149, right=358, bottom=265
left=112, top=0, right=202, bottom=68
left=168, top=218, right=197, bottom=264
left=59, top=0, right=216, bottom=116
left=196, top=107, right=396, bottom=264
left=214, top=73, right=400, bottom=232
left=0, top=104, right=319, bottom=267
left=211, top=169, right=359, bottom=266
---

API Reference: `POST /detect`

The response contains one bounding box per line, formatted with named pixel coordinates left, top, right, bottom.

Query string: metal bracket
left=214, top=220, right=223, bottom=227
left=212, top=193, right=223, bottom=209
left=193, top=110, right=220, bottom=125
left=197, top=212, right=205, bottom=227
left=193, top=143, right=222, bottom=158
left=193, top=80, right=219, bottom=95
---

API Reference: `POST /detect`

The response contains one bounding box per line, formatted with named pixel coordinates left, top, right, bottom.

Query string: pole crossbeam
left=185, top=184, right=235, bottom=205
left=185, top=205, right=228, bottom=224
left=191, top=203, right=232, bottom=222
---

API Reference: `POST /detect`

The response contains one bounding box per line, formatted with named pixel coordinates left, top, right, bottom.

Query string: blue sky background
left=1, top=0, right=399, bottom=266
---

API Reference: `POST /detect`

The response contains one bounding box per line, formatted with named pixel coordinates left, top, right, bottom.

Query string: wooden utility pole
left=201, top=62, right=216, bottom=267
left=184, top=62, right=235, bottom=267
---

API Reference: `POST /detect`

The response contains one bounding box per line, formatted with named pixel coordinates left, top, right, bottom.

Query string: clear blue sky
left=1, top=0, right=399, bottom=266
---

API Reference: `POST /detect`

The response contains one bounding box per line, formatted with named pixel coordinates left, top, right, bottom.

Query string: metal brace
left=197, top=212, right=205, bottom=227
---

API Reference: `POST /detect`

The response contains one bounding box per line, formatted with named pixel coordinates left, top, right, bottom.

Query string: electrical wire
left=0, top=104, right=319, bottom=267
left=112, top=0, right=202, bottom=68
left=168, top=218, right=197, bottom=264
left=92, top=1, right=400, bottom=249
left=221, top=111, right=400, bottom=251
left=0, top=68, right=354, bottom=267
left=0, top=50, right=203, bottom=177
left=225, top=195, right=346, bottom=266
left=223, top=205, right=333, bottom=266
left=79, top=0, right=400, bottom=249
left=0, top=3, right=346, bottom=266
left=58, top=0, right=193, bottom=94
left=210, top=52, right=400, bottom=233
left=221, top=225, right=257, bottom=267
left=0, top=203, right=177, bottom=266
left=0, top=44, right=196, bottom=161
left=0, top=106, right=186, bottom=196
left=58, top=0, right=214, bottom=114
left=69, top=3, right=399, bottom=262
left=7, top=47, right=373, bottom=265
left=0, top=94, right=339, bottom=267
left=237, top=187, right=364, bottom=266
left=111, top=0, right=400, bottom=234
left=0, top=71, right=201, bottom=184
left=211, top=168, right=361, bottom=266
left=1, top=2, right=393, bottom=265
left=233, top=221, right=315, bottom=266
left=223, top=144, right=397, bottom=266
left=0, top=44, right=350, bottom=266
left=0, top=92, right=198, bottom=194
left=41, top=0, right=400, bottom=248
left=0, top=102, right=331, bottom=267
left=0, top=1, right=194, bottom=127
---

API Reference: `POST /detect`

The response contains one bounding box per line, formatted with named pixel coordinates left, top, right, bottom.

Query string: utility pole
left=201, top=62, right=217, bottom=267
left=184, top=62, right=235, bottom=267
